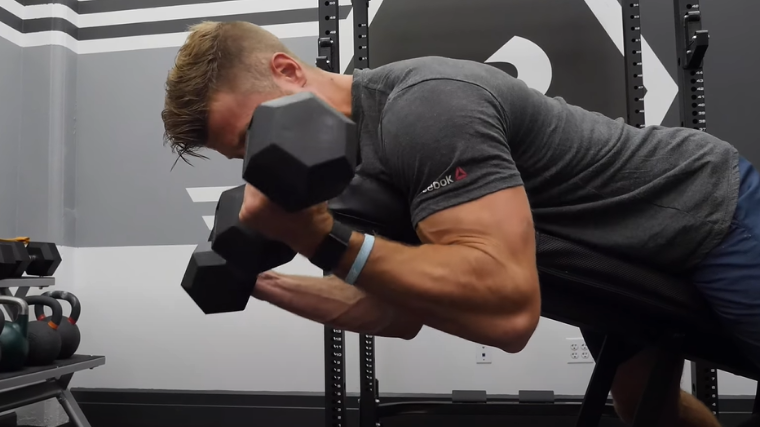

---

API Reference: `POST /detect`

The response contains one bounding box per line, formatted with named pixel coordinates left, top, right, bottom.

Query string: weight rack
left=669, top=0, right=718, bottom=416
left=0, top=277, right=105, bottom=427
left=321, top=0, right=718, bottom=425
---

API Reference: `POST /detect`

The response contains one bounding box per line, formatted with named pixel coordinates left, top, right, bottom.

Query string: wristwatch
left=309, top=220, right=354, bottom=273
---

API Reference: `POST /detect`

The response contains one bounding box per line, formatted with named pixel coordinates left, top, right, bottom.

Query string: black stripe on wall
left=20, top=0, right=78, bottom=11
left=23, top=17, right=78, bottom=38
left=78, top=0, right=237, bottom=14
left=78, top=7, right=351, bottom=40
left=16, top=0, right=336, bottom=15
left=0, top=6, right=22, bottom=32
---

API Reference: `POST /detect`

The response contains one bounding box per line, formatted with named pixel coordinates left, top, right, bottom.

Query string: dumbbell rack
left=0, top=277, right=105, bottom=427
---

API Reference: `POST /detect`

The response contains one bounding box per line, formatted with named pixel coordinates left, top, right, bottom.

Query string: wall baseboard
left=70, top=388, right=757, bottom=427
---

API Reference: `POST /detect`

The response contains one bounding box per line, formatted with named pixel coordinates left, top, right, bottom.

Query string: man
left=161, top=21, right=760, bottom=427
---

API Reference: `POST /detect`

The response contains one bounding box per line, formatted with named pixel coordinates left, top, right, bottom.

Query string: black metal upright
left=325, top=326, right=347, bottom=427
left=317, top=0, right=341, bottom=74
left=318, top=3, right=345, bottom=427
left=352, top=0, right=370, bottom=70
left=622, top=1, right=646, bottom=129
left=349, top=2, right=378, bottom=427
left=670, top=0, right=717, bottom=416
left=673, top=0, right=709, bottom=131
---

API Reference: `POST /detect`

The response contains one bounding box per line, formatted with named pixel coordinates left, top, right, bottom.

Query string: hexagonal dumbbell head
left=9, top=242, right=30, bottom=277
left=25, top=242, right=61, bottom=276
left=210, top=185, right=297, bottom=277
left=0, top=242, right=30, bottom=278
left=182, top=242, right=253, bottom=314
left=243, top=92, right=359, bottom=212
left=0, top=244, right=17, bottom=280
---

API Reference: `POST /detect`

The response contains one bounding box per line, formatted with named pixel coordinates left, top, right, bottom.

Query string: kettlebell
left=36, top=291, right=81, bottom=359
left=25, top=296, right=62, bottom=366
left=0, top=296, right=29, bottom=371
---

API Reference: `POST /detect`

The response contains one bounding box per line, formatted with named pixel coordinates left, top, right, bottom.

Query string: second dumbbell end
left=181, top=242, right=254, bottom=315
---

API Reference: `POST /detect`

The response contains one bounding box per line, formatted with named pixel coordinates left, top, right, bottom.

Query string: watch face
left=310, top=221, right=353, bottom=272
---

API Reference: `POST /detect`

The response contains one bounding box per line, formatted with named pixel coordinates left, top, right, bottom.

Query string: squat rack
left=317, top=0, right=713, bottom=425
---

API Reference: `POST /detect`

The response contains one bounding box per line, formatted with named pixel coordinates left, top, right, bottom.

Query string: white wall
left=42, top=244, right=753, bottom=397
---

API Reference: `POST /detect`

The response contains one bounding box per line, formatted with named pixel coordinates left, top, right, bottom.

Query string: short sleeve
left=380, top=79, right=524, bottom=226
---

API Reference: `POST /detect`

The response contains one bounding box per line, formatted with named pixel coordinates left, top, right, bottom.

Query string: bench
left=329, top=174, right=760, bottom=426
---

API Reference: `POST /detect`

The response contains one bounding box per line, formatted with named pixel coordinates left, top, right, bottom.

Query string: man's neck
left=308, top=69, right=354, bottom=118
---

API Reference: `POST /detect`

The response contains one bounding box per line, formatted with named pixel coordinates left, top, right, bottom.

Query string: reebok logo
left=421, top=167, right=468, bottom=194
left=455, top=167, right=467, bottom=181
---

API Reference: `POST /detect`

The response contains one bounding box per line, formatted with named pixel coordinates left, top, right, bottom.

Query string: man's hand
left=238, top=184, right=334, bottom=256
left=251, top=270, right=423, bottom=339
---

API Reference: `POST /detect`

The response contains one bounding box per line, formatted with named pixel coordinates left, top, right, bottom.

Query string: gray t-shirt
left=351, top=56, right=739, bottom=272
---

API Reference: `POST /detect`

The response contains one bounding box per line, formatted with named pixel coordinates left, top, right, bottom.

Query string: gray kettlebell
left=24, top=296, right=62, bottom=366
left=35, top=291, right=81, bottom=359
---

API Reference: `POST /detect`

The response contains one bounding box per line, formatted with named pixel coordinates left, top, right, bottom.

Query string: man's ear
left=270, top=53, right=306, bottom=87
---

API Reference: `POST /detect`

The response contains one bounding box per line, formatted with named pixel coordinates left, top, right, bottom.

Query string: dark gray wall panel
left=367, top=0, right=627, bottom=121
left=0, top=37, right=22, bottom=237
left=16, top=46, right=77, bottom=245
left=74, top=36, right=316, bottom=247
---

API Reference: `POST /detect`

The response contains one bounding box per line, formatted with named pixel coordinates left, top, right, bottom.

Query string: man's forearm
left=252, top=272, right=421, bottom=339
left=330, top=233, right=538, bottom=351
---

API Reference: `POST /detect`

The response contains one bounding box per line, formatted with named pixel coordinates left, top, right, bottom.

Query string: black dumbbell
left=182, top=186, right=296, bottom=314
left=243, top=91, right=359, bottom=211
left=0, top=242, right=61, bottom=277
left=26, top=242, right=62, bottom=276
left=210, top=185, right=297, bottom=278
left=183, top=93, right=357, bottom=314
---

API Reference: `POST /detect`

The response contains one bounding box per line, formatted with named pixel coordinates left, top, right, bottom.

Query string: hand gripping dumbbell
left=182, top=185, right=297, bottom=314
left=182, top=92, right=358, bottom=314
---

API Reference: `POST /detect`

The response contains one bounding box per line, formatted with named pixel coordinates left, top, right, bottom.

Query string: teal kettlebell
left=0, top=297, right=29, bottom=371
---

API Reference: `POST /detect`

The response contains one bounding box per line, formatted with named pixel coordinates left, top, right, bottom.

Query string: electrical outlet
left=567, top=338, right=594, bottom=365
left=477, top=345, right=492, bottom=364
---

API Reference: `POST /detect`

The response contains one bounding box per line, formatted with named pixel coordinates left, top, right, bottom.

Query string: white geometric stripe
left=0, top=20, right=321, bottom=54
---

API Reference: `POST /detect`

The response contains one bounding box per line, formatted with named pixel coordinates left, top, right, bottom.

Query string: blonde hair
left=161, top=21, right=298, bottom=164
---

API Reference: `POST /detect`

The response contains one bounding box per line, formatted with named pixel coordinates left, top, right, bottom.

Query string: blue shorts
left=691, top=156, right=760, bottom=367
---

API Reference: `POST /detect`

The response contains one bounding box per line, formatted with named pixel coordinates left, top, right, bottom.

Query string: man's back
left=352, top=56, right=739, bottom=272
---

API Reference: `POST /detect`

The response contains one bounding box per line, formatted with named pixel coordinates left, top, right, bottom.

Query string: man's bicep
left=380, top=80, right=523, bottom=226
left=416, top=186, right=536, bottom=261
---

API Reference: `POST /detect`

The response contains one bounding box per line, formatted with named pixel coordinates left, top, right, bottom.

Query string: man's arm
left=300, top=79, right=540, bottom=353
left=325, top=187, right=540, bottom=353
left=252, top=271, right=423, bottom=339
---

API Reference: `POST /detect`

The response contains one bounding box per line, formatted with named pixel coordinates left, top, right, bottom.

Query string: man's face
left=206, top=89, right=285, bottom=160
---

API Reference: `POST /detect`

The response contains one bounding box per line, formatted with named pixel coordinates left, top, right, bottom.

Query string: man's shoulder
left=363, top=56, right=514, bottom=97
